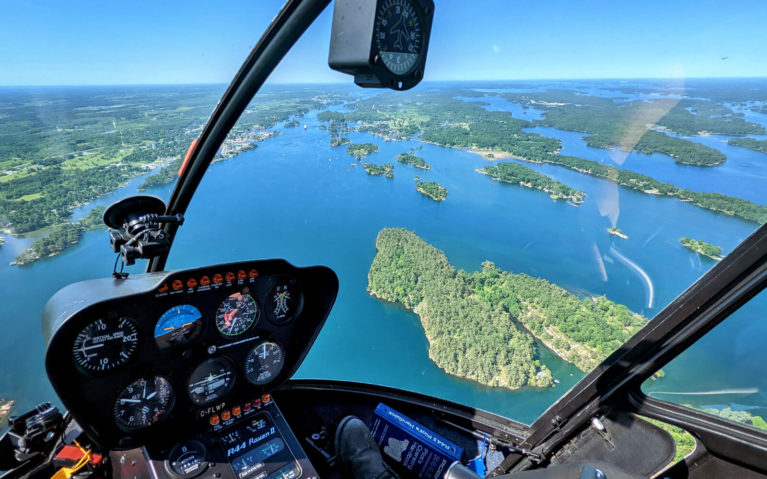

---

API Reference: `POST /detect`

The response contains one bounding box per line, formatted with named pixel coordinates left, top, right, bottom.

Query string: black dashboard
left=42, top=259, right=337, bottom=479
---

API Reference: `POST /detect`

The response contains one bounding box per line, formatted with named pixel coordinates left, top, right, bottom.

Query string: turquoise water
left=1, top=84, right=766, bottom=425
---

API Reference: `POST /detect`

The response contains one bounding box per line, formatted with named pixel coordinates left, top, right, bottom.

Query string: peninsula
left=14, top=207, right=106, bottom=266
left=368, top=228, right=646, bottom=389
left=480, top=162, right=585, bottom=204
left=680, top=237, right=724, bottom=260
left=416, top=181, right=447, bottom=201
left=728, top=137, right=767, bottom=154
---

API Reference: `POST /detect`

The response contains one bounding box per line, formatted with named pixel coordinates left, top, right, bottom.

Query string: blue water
left=522, top=125, right=767, bottom=206
left=1, top=84, right=766, bottom=426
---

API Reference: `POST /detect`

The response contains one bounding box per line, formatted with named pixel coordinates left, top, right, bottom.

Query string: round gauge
left=187, top=358, right=234, bottom=406
left=244, top=342, right=285, bottom=385
left=155, top=305, right=203, bottom=350
left=374, top=0, right=424, bottom=75
left=215, top=290, right=258, bottom=337
left=113, top=376, right=174, bottom=431
left=72, top=317, right=139, bottom=372
left=166, top=441, right=207, bottom=478
left=266, top=282, right=303, bottom=324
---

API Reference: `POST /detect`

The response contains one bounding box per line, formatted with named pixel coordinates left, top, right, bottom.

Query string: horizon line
left=2, top=75, right=767, bottom=89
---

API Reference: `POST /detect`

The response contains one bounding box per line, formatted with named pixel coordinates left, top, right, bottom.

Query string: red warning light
left=158, top=283, right=169, bottom=293
left=172, top=280, right=184, bottom=291
left=213, top=274, right=223, bottom=284
left=200, top=276, right=210, bottom=286
left=249, top=269, right=259, bottom=278
left=237, top=270, right=247, bottom=280
left=187, top=278, right=198, bottom=289
left=225, top=272, right=235, bottom=282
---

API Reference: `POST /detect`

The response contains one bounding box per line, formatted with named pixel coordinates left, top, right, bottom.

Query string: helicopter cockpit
left=2, top=1, right=767, bottom=479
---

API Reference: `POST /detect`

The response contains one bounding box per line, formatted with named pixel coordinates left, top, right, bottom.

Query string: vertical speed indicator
left=72, top=318, right=139, bottom=372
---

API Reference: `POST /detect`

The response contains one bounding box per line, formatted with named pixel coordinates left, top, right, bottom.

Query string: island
left=347, top=143, right=379, bottom=159
left=368, top=228, right=646, bottom=388
left=680, top=237, right=723, bottom=260
left=284, top=119, right=300, bottom=128
left=0, top=236, right=5, bottom=246
left=363, top=162, right=394, bottom=179
left=330, top=137, right=351, bottom=147
left=728, top=137, right=767, bottom=154
left=397, top=150, right=430, bottom=169
left=416, top=181, right=447, bottom=201
left=480, top=162, right=585, bottom=204
left=318, top=89, right=767, bottom=224
left=0, top=399, right=13, bottom=423
left=14, top=206, right=106, bottom=266
left=608, top=226, right=628, bottom=239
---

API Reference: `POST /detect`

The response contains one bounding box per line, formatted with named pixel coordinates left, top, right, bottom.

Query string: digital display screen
left=223, top=412, right=299, bottom=479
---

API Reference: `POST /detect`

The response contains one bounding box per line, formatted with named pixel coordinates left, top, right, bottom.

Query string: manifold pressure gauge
left=329, top=0, right=434, bottom=90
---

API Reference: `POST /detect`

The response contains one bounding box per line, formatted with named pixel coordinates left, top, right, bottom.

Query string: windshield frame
left=144, top=0, right=767, bottom=462
left=147, top=0, right=330, bottom=273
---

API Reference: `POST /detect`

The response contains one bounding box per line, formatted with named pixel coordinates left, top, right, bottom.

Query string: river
left=1, top=81, right=766, bottom=425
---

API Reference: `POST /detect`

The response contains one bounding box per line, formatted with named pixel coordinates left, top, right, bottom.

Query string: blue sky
left=1, top=0, right=766, bottom=85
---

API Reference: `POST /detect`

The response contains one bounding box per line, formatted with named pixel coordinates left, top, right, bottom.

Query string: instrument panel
left=42, top=259, right=338, bottom=450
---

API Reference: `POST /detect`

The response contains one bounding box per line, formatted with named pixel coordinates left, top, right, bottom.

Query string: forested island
left=14, top=207, right=106, bottom=266
left=397, top=151, right=430, bottom=169
left=608, top=226, right=628, bottom=239
left=331, top=137, right=351, bottom=147
left=416, top=181, right=447, bottom=201
left=317, top=89, right=767, bottom=224
left=364, top=162, right=394, bottom=179
left=728, top=137, right=767, bottom=154
left=480, top=162, right=585, bottom=204
left=347, top=143, right=379, bottom=159
left=680, top=237, right=723, bottom=260
left=367, top=228, right=646, bottom=388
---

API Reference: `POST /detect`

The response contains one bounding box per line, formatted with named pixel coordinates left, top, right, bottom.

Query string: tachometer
left=244, top=341, right=285, bottom=385
left=155, top=305, right=203, bottom=349
left=215, top=290, right=258, bottom=337
left=187, top=358, right=234, bottom=406
left=72, top=318, right=139, bottom=372
left=113, top=376, right=174, bottom=431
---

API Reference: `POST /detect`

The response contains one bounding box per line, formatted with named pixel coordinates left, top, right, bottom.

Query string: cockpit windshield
left=1, top=0, right=767, bottom=429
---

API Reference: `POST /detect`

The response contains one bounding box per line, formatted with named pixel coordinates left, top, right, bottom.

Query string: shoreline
left=476, top=168, right=585, bottom=204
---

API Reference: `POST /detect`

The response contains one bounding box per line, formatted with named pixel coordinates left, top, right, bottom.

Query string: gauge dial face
left=72, top=318, right=139, bottom=372
left=167, top=441, right=207, bottom=478
left=187, top=358, right=234, bottom=406
left=155, top=305, right=203, bottom=350
left=374, top=0, right=424, bottom=75
left=215, top=291, right=258, bottom=337
left=113, top=376, right=174, bottom=431
left=266, top=283, right=302, bottom=324
left=244, top=341, right=285, bottom=385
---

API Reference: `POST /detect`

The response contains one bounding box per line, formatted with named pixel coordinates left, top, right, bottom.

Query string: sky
left=1, top=0, right=766, bottom=86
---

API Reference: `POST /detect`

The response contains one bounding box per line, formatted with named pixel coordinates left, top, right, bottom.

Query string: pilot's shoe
left=335, top=415, right=399, bottom=479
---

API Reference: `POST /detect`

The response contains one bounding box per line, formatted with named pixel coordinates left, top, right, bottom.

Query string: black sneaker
left=335, top=416, right=399, bottom=479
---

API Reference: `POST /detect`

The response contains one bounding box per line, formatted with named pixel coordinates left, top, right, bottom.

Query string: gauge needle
left=74, top=343, right=105, bottom=352
left=146, top=391, right=157, bottom=400
left=120, top=398, right=142, bottom=404
left=142, top=381, right=146, bottom=399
